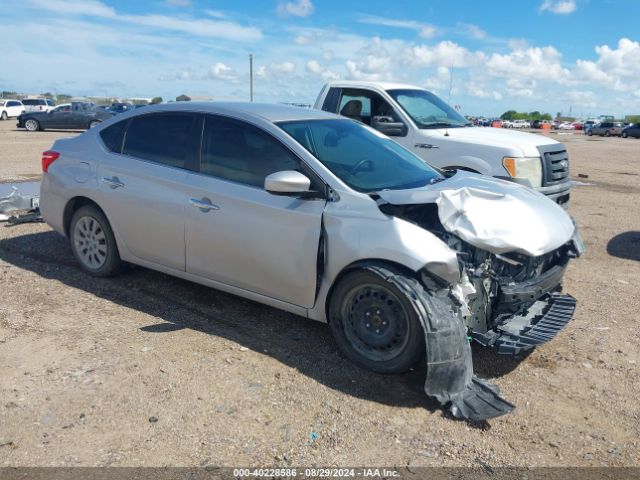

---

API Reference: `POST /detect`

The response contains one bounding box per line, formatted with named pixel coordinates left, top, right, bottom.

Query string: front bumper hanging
left=472, top=293, right=577, bottom=355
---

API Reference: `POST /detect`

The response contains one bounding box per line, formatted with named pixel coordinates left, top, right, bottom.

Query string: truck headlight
left=502, top=156, right=542, bottom=188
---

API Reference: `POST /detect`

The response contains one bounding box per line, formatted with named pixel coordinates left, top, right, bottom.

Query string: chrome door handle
left=101, top=176, right=125, bottom=189
left=189, top=198, right=219, bottom=211
left=415, top=143, right=439, bottom=149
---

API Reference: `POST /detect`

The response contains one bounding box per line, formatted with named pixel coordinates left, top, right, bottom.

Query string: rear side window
left=200, top=116, right=300, bottom=188
left=100, top=120, right=128, bottom=153
left=123, top=113, right=197, bottom=169
left=22, top=99, right=45, bottom=106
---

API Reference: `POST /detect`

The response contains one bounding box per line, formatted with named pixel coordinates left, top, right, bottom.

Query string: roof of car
left=323, top=80, right=428, bottom=91
left=115, top=101, right=339, bottom=123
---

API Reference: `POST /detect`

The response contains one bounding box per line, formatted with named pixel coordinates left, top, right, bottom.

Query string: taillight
left=42, top=151, right=60, bottom=172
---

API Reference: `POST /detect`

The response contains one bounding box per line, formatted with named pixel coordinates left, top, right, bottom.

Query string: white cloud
left=457, top=23, right=487, bottom=40
left=278, top=0, right=314, bottom=17
left=574, top=38, right=640, bottom=92
left=270, top=62, right=296, bottom=74
left=486, top=46, right=572, bottom=85
left=539, top=0, right=577, bottom=14
left=358, top=15, right=437, bottom=39
left=306, top=60, right=339, bottom=81
left=208, top=63, right=238, bottom=81
left=25, top=0, right=261, bottom=41
left=407, top=41, right=484, bottom=68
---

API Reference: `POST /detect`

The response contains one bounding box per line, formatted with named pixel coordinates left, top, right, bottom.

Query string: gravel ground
left=0, top=121, right=639, bottom=467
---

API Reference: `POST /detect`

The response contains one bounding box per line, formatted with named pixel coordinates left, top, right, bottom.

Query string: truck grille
left=541, top=149, right=569, bottom=186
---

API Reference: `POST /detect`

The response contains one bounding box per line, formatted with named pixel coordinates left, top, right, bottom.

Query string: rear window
left=0, top=101, right=5, bottom=107
left=122, top=113, right=197, bottom=169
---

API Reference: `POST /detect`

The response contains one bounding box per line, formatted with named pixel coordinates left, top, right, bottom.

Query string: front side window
left=200, top=116, right=300, bottom=188
left=387, top=89, right=470, bottom=129
left=278, top=119, right=442, bottom=192
left=123, top=113, right=196, bottom=169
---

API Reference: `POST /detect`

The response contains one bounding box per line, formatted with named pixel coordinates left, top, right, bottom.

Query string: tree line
left=500, top=110, right=553, bottom=121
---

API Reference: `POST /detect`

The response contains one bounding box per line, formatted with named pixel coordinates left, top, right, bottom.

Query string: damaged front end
left=376, top=172, right=584, bottom=420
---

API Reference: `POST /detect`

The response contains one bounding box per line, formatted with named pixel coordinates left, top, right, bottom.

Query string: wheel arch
left=323, top=259, right=419, bottom=324
left=63, top=196, right=108, bottom=237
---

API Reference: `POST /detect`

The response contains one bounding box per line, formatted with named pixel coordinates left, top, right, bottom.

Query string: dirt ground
left=0, top=120, right=638, bottom=468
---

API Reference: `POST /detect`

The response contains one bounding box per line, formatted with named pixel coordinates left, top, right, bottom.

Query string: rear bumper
left=472, top=293, right=577, bottom=355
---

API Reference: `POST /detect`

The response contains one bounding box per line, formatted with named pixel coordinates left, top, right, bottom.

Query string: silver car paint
left=40, top=101, right=575, bottom=324
left=376, top=170, right=576, bottom=257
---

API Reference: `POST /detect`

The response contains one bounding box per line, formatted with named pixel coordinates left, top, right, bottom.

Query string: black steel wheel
left=329, top=266, right=425, bottom=373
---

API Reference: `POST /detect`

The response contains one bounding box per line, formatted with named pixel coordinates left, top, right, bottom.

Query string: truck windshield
left=387, top=89, right=471, bottom=129
left=278, top=119, right=443, bottom=192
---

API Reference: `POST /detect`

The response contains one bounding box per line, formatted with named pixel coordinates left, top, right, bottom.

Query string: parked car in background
left=571, top=122, right=583, bottom=130
left=508, top=119, right=530, bottom=129
left=315, top=81, right=572, bottom=206
left=22, top=98, right=55, bottom=113
left=558, top=122, right=575, bottom=130
left=107, top=102, right=134, bottom=114
left=0, top=99, right=25, bottom=120
left=17, top=102, right=113, bottom=131
left=583, top=120, right=596, bottom=134
left=587, top=121, right=622, bottom=137
left=621, top=124, right=640, bottom=138
left=532, top=120, right=552, bottom=129
left=39, top=101, right=583, bottom=420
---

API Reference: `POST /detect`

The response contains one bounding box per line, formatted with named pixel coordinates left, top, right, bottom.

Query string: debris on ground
left=0, top=181, right=42, bottom=224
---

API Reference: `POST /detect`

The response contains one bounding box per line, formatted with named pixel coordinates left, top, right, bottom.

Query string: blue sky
left=1, top=0, right=639, bottom=117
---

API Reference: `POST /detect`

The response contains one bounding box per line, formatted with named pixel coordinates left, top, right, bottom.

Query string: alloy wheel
left=72, top=215, right=108, bottom=270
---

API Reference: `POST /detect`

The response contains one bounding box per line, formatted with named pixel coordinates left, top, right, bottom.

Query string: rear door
left=97, top=112, right=198, bottom=270
left=183, top=115, right=325, bottom=307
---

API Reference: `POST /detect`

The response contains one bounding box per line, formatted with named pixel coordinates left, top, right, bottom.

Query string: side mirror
left=371, top=116, right=406, bottom=136
left=265, top=171, right=312, bottom=196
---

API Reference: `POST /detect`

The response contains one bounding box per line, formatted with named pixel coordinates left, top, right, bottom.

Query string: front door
left=184, top=115, right=325, bottom=308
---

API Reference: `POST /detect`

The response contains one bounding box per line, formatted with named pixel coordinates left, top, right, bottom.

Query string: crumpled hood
left=377, top=171, right=576, bottom=256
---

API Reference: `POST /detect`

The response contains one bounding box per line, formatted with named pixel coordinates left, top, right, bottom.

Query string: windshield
left=278, top=119, right=442, bottom=192
left=387, top=89, right=470, bottom=129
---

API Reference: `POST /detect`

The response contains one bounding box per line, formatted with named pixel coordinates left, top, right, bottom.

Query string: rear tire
left=622, top=131, right=628, bottom=138
left=69, top=205, right=125, bottom=277
left=88, top=120, right=101, bottom=129
left=604, top=130, right=610, bottom=137
left=1, top=111, right=7, bottom=121
left=587, top=129, right=593, bottom=136
left=328, top=266, right=426, bottom=374
left=24, top=119, right=40, bottom=131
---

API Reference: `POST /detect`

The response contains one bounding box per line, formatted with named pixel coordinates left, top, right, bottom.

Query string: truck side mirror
left=371, top=116, right=406, bottom=137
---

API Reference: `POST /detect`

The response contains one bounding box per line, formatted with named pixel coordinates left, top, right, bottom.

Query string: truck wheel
left=69, top=205, right=125, bottom=277
left=24, top=119, right=40, bottom=131
left=622, top=131, right=628, bottom=138
left=587, top=129, right=593, bottom=136
left=88, top=120, right=101, bottom=129
left=328, top=265, right=425, bottom=374
left=604, top=130, right=610, bottom=137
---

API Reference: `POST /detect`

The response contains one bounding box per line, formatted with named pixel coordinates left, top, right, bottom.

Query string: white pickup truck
left=314, top=81, right=571, bottom=206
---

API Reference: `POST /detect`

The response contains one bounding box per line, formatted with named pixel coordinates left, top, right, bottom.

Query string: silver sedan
left=40, top=102, right=583, bottom=420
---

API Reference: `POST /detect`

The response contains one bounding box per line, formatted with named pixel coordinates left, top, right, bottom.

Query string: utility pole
left=249, top=53, right=253, bottom=102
